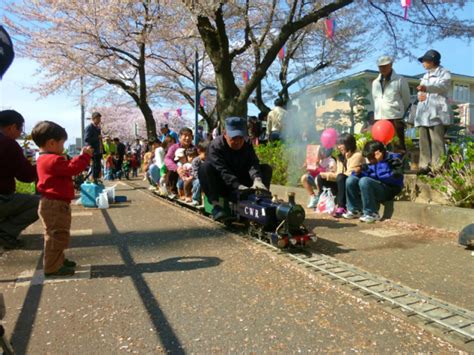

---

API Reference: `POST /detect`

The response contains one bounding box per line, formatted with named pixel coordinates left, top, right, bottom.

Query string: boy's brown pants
left=38, top=198, right=72, bottom=273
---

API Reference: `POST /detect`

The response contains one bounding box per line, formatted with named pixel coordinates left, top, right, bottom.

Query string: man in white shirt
left=372, top=56, right=410, bottom=153
left=267, top=98, right=286, bottom=142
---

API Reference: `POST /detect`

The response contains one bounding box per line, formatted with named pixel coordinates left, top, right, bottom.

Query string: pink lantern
left=321, top=128, right=338, bottom=149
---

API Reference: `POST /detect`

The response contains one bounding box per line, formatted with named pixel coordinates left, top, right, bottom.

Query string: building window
left=453, top=83, right=470, bottom=103
left=314, top=93, right=326, bottom=107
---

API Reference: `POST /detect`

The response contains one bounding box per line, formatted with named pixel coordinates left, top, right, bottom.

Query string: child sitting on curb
left=32, top=121, right=93, bottom=277
left=318, top=133, right=365, bottom=217
left=182, top=148, right=198, bottom=203
left=300, top=146, right=336, bottom=209
left=190, top=141, right=208, bottom=206
left=343, top=140, right=404, bottom=223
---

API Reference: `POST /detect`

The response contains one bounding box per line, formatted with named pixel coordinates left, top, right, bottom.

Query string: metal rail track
left=252, top=238, right=474, bottom=344
left=130, top=182, right=474, bottom=345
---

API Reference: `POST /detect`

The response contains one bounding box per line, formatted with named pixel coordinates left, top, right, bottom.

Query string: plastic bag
left=316, top=187, right=336, bottom=214
left=96, top=192, right=109, bottom=209
left=103, top=185, right=117, bottom=203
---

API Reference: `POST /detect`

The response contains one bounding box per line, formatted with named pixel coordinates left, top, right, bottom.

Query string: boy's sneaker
left=168, top=193, right=176, bottom=199
left=45, top=266, right=75, bottom=278
left=211, top=205, right=227, bottom=221
left=359, top=213, right=381, bottom=223
left=307, top=194, right=319, bottom=208
left=342, top=210, right=362, bottom=219
left=333, top=207, right=346, bottom=218
left=191, top=200, right=200, bottom=206
left=63, top=259, right=77, bottom=268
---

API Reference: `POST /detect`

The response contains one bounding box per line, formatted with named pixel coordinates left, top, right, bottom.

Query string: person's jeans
left=346, top=175, right=400, bottom=215
left=92, top=154, right=102, bottom=180
left=192, top=179, right=201, bottom=203
left=148, top=164, right=160, bottom=185
left=335, top=173, right=347, bottom=208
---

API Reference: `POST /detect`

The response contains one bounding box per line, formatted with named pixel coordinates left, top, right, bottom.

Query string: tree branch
left=230, top=0, right=252, bottom=60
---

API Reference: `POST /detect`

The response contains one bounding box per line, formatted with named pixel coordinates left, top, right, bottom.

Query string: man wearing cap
left=160, top=124, right=179, bottom=144
left=84, top=112, right=103, bottom=183
left=372, top=56, right=411, bottom=153
left=198, top=117, right=272, bottom=221
left=414, top=49, right=451, bottom=175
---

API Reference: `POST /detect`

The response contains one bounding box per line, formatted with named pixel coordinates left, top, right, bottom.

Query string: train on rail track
left=159, top=187, right=317, bottom=249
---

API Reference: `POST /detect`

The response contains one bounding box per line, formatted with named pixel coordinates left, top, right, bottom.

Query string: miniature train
left=202, top=189, right=317, bottom=248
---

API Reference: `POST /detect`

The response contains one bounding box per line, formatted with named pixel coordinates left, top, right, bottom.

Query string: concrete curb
left=270, top=184, right=473, bottom=233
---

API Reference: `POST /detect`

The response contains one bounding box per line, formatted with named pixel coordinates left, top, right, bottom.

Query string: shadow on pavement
left=310, top=237, right=356, bottom=257
left=92, top=256, right=222, bottom=278
left=100, top=209, right=186, bottom=354
left=21, top=226, right=222, bottom=252
left=306, top=217, right=358, bottom=230
left=10, top=254, right=44, bottom=355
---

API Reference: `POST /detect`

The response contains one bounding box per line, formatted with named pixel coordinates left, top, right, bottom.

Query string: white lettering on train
left=244, top=206, right=260, bottom=218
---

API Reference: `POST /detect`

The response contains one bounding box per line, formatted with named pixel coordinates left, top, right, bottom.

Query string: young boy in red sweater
left=32, top=121, right=93, bottom=277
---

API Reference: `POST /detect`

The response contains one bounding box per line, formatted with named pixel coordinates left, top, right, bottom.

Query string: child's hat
left=174, top=148, right=185, bottom=161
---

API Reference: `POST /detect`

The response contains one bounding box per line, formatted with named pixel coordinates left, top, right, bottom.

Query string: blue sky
left=1, top=5, right=473, bottom=144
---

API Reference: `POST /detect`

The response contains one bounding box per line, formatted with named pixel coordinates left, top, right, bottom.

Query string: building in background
left=293, top=70, right=474, bottom=135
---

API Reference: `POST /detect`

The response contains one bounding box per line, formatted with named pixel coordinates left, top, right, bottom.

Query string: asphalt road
left=0, top=182, right=464, bottom=353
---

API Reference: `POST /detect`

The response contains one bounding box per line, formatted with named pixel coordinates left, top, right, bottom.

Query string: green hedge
left=255, top=141, right=306, bottom=186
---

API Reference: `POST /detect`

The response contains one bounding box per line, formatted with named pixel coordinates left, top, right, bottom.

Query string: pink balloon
left=321, top=128, right=338, bottom=149
left=372, top=120, right=395, bottom=145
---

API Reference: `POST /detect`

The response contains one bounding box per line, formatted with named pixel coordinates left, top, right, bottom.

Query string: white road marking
left=72, top=212, right=93, bottom=217
left=15, top=265, right=92, bottom=287
left=71, top=229, right=93, bottom=236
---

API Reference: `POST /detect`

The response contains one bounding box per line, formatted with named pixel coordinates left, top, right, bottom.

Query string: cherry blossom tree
left=184, top=0, right=473, bottom=121
left=4, top=0, right=178, bottom=140
left=4, top=0, right=473, bottom=133
left=98, top=105, right=192, bottom=143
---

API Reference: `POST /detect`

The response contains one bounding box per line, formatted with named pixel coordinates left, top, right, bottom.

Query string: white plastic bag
left=96, top=192, right=109, bottom=209
left=103, top=185, right=117, bottom=203
left=316, top=187, right=336, bottom=214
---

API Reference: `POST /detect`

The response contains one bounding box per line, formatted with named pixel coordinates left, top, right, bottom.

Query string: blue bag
left=80, top=182, right=105, bottom=208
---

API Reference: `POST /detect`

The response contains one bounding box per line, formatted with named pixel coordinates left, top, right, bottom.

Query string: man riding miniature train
left=198, top=116, right=272, bottom=221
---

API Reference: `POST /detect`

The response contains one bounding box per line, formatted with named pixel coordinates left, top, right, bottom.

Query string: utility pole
left=80, top=76, right=85, bottom=147
left=194, top=51, right=200, bottom=146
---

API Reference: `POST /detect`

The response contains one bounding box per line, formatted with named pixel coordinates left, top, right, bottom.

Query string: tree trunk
left=137, top=101, right=157, bottom=141
left=196, top=0, right=354, bottom=126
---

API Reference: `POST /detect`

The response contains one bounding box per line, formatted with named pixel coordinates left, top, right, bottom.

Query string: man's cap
left=377, top=55, right=393, bottom=66
left=160, top=123, right=169, bottom=129
left=418, top=49, right=441, bottom=64
left=91, top=112, right=102, bottom=119
left=225, top=116, right=247, bottom=138
left=174, top=147, right=185, bottom=161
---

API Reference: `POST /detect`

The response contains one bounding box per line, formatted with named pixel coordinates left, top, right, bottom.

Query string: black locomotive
left=218, top=189, right=317, bottom=248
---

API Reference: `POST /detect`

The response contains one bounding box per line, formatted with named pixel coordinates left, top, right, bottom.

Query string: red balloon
left=371, top=120, right=395, bottom=145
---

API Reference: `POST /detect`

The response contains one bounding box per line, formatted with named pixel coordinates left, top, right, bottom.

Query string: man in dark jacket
left=0, top=110, right=39, bottom=249
left=198, top=116, right=272, bottom=221
left=84, top=112, right=103, bottom=183
left=113, top=137, right=126, bottom=173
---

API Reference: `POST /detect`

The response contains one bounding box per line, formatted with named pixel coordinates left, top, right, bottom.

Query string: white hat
left=377, top=55, right=393, bottom=66
left=174, top=148, right=185, bottom=161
